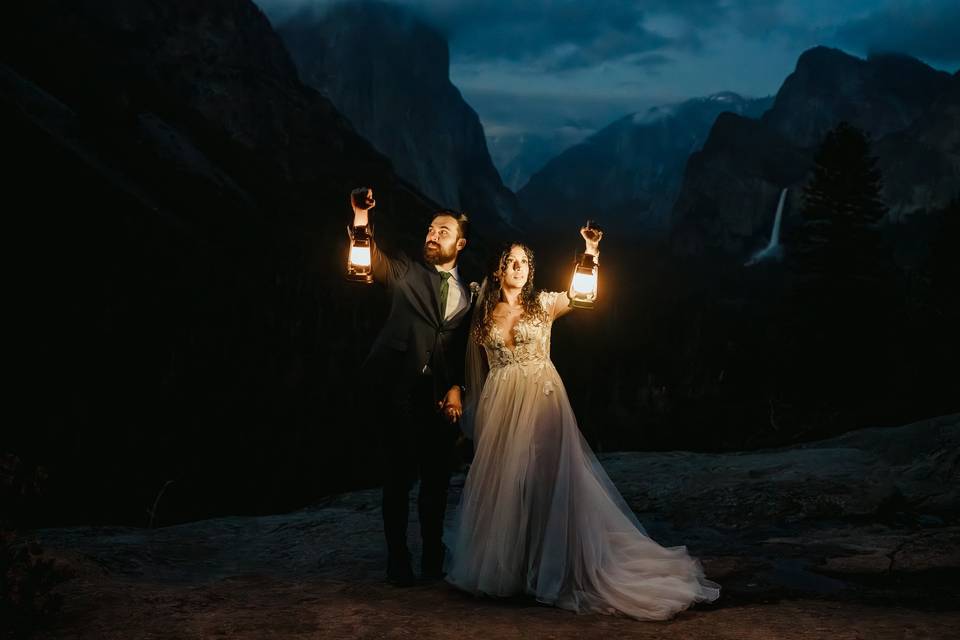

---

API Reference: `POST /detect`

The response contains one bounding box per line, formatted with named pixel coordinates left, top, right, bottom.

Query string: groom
left=348, top=187, right=473, bottom=586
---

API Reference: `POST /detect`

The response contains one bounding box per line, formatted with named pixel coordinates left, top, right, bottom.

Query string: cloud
left=834, top=0, right=960, bottom=62
left=260, top=1, right=960, bottom=71
left=457, top=86, right=651, bottom=136
left=425, top=2, right=669, bottom=71
left=625, top=52, right=673, bottom=71
left=256, top=0, right=779, bottom=72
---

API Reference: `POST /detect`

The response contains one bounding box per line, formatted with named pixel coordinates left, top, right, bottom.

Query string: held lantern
left=568, top=251, right=598, bottom=309
left=346, top=224, right=373, bottom=283
left=567, top=220, right=601, bottom=308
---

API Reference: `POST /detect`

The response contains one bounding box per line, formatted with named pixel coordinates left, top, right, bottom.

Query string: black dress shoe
left=387, top=553, right=416, bottom=587
left=420, top=544, right=447, bottom=580
left=420, top=565, right=446, bottom=581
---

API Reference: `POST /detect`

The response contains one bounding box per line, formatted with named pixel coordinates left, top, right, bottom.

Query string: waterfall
left=745, top=188, right=787, bottom=266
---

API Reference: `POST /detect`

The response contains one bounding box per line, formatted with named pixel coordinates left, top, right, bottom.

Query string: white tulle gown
left=445, top=291, right=720, bottom=620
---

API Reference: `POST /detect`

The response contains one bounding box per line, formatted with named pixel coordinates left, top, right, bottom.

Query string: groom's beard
left=423, top=241, right=456, bottom=265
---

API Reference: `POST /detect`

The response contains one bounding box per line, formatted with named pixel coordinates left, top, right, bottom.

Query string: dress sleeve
left=539, top=290, right=565, bottom=320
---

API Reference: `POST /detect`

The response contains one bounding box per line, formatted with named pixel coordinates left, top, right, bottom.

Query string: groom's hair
left=432, top=209, right=470, bottom=240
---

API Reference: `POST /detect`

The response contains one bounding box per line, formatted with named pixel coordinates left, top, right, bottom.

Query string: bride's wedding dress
left=445, top=291, right=719, bottom=620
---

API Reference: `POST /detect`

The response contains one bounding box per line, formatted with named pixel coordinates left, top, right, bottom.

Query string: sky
left=258, top=1, right=960, bottom=177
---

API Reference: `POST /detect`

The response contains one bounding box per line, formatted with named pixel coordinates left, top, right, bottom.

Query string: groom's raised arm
left=349, top=187, right=409, bottom=287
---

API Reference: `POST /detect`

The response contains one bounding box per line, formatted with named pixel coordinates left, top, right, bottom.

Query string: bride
left=444, top=227, right=720, bottom=620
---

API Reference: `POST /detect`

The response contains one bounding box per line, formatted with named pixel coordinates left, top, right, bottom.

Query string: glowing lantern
left=568, top=252, right=598, bottom=308
left=346, top=187, right=375, bottom=283
left=568, top=221, right=601, bottom=308
left=346, top=224, right=373, bottom=283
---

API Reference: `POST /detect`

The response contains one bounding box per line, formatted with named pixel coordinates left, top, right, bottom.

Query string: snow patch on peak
left=632, top=105, right=677, bottom=125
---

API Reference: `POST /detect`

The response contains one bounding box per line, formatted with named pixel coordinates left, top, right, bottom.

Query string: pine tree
left=784, top=122, right=893, bottom=429
left=929, top=197, right=960, bottom=308
left=793, top=121, right=888, bottom=284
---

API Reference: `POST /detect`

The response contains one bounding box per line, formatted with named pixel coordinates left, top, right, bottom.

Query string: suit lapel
left=407, top=262, right=474, bottom=329
left=427, top=266, right=443, bottom=323
left=400, top=262, right=441, bottom=327
left=446, top=303, right=470, bottom=328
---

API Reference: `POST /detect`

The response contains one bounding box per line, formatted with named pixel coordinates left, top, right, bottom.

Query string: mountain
left=670, top=47, right=958, bottom=256
left=875, top=70, right=960, bottom=220
left=487, top=130, right=585, bottom=192
left=670, top=112, right=812, bottom=256
left=1, top=0, right=464, bottom=524
left=518, top=92, right=772, bottom=234
left=273, top=0, right=522, bottom=226
left=763, top=47, right=953, bottom=148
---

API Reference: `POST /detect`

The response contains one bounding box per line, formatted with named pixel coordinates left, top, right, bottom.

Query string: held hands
left=350, top=187, right=376, bottom=226
left=437, top=385, right=463, bottom=424
left=580, top=222, right=603, bottom=256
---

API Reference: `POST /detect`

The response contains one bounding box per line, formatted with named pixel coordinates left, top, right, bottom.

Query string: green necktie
left=438, top=271, right=452, bottom=319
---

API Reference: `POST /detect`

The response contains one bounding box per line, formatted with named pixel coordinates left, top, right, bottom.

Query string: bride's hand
left=580, top=223, right=602, bottom=255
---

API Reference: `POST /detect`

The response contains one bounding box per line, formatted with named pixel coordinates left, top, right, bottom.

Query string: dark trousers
left=381, top=374, right=458, bottom=561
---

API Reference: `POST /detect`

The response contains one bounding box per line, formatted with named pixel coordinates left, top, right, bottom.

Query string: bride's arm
left=551, top=224, right=602, bottom=320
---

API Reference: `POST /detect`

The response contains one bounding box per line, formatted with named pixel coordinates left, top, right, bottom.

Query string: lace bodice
left=484, top=291, right=560, bottom=369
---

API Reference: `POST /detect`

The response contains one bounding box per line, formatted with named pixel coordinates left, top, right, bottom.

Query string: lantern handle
left=347, top=222, right=374, bottom=245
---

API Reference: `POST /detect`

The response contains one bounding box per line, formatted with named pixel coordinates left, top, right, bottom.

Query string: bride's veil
left=462, top=277, right=492, bottom=441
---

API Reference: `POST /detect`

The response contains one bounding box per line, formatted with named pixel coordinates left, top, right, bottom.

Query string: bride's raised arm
left=550, top=224, right=603, bottom=320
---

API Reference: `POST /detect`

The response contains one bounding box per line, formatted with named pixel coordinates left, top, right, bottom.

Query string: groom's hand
left=350, top=187, right=375, bottom=227
left=438, top=385, right=463, bottom=424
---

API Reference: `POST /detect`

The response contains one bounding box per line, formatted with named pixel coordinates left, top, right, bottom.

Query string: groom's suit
left=358, top=230, right=474, bottom=575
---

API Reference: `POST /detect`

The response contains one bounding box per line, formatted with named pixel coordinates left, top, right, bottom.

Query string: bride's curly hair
left=473, top=242, right=547, bottom=344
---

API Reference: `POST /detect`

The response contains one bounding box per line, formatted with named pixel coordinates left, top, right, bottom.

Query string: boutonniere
left=469, top=281, right=481, bottom=305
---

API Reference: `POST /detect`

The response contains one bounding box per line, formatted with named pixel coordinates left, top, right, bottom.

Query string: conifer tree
left=793, top=121, right=888, bottom=283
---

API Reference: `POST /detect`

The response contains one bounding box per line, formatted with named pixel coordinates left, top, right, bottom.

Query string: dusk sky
left=259, top=0, right=960, bottom=176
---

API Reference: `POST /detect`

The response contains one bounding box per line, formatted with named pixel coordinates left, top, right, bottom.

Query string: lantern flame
left=349, top=245, right=372, bottom=268
left=571, top=270, right=597, bottom=295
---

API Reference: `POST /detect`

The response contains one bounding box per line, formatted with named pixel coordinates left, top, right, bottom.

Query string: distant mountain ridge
left=518, top=92, right=772, bottom=234
left=762, top=47, right=954, bottom=148
left=488, top=129, right=586, bottom=193
left=671, top=47, right=959, bottom=256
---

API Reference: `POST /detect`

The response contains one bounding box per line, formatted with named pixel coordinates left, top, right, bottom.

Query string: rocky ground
left=25, top=414, right=960, bottom=638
